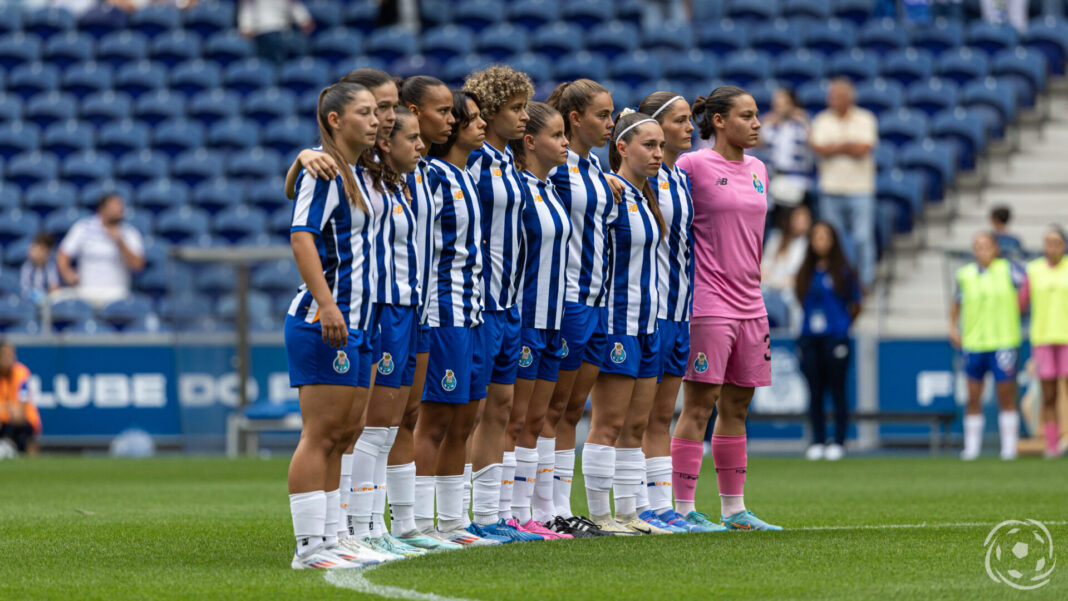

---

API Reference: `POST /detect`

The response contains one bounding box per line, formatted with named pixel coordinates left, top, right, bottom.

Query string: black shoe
left=565, top=515, right=613, bottom=537
left=546, top=516, right=590, bottom=539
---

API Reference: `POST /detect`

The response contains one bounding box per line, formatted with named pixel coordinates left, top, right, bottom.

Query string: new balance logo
left=716, top=178, right=728, bottom=185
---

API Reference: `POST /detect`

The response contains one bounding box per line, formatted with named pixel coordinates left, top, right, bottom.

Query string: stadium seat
left=170, top=60, right=222, bottom=98
left=66, top=319, right=116, bottom=335
left=452, top=0, right=502, bottom=31
left=0, top=271, right=19, bottom=297
left=909, top=20, right=964, bottom=56
left=880, top=47, right=934, bottom=87
left=857, top=18, right=908, bottom=54
left=783, top=0, right=831, bottom=20
left=98, top=295, right=155, bottom=331
left=0, top=185, right=19, bottom=212
left=147, top=29, right=199, bottom=68
left=389, top=54, right=440, bottom=80
left=877, top=168, right=925, bottom=232
left=264, top=117, right=316, bottom=155
left=873, top=144, right=896, bottom=172
left=243, top=88, right=297, bottom=127
left=751, top=20, right=801, bottom=56
left=63, top=150, right=114, bottom=189
left=905, top=78, right=959, bottom=117
left=560, top=0, right=612, bottom=29
left=129, top=3, right=181, bottom=37
left=49, top=298, right=95, bottom=331
left=797, top=79, right=829, bottom=112
left=137, top=179, right=190, bottom=215
left=506, top=53, right=552, bottom=85
left=42, top=206, right=87, bottom=237
left=225, top=58, right=277, bottom=97
left=831, top=0, right=874, bottom=25
left=441, top=54, right=492, bottom=87
left=854, top=78, right=904, bottom=116
left=966, top=21, right=1017, bottom=57
left=25, top=180, right=77, bottom=217
left=365, top=26, right=418, bottom=62
left=878, top=107, right=929, bottom=149
left=478, top=23, right=529, bottom=60
left=209, top=119, right=260, bottom=152
left=24, top=7, right=75, bottom=40
left=81, top=90, right=132, bottom=127
left=216, top=291, right=273, bottom=321
left=117, top=150, right=169, bottom=189
left=124, top=208, right=154, bottom=238
left=251, top=260, right=302, bottom=296
left=0, top=95, right=22, bottom=124
left=726, top=0, right=778, bottom=21
left=193, top=179, right=245, bottom=214
left=153, top=119, right=204, bottom=158
left=278, top=58, right=331, bottom=96
left=6, top=151, right=58, bottom=190
left=97, top=31, right=148, bottom=68
left=98, top=120, right=149, bottom=157
left=586, top=21, right=639, bottom=60
left=62, top=62, right=114, bottom=98
left=610, top=51, right=661, bottom=88
left=184, top=1, right=235, bottom=38
left=80, top=180, right=133, bottom=210
left=931, top=107, right=986, bottom=171
left=311, top=27, right=362, bottom=63
left=532, top=23, right=584, bottom=60
left=173, top=149, right=225, bottom=187
left=25, top=91, right=77, bottom=127
left=2, top=235, right=28, bottom=269
left=507, top=0, right=559, bottom=31
left=189, top=89, right=241, bottom=126
left=774, top=49, right=825, bottom=87
left=899, top=138, right=956, bottom=202
left=0, top=297, right=36, bottom=332
left=41, top=120, right=93, bottom=158
left=243, top=177, right=287, bottom=214
left=828, top=48, right=880, bottom=82
left=0, top=6, right=22, bottom=35
left=44, top=31, right=93, bottom=69
left=936, top=47, right=989, bottom=86
left=802, top=20, right=857, bottom=57
left=643, top=22, right=695, bottom=54
left=195, top=264, right=236, bottom=295
left=228, top=148, right=282, bottom=186
left=213, top=205, right=267, bottom=243
left=961, top=77, right=1018, bottom=123
left=695, top=20, right=749, bottom=56
left=115, top=61, right=167, bottom=98
left=159, top=293, right=213, bottom=327
left=1023, top=16, right=1068, bottom=75
left=135, top=89, right=186, bottom=126
left=665, top=49, right=717, bottom=86
left=203, top=31, right=253, bottom=65
left=992, top=48, right=1047, bottom=108
left=0, top=209, right=40, bottom=245
left=270, top=207, right=293, bottom=236
left=156, top=205, right=211, bottom=244
left=420, top=25, right=474, bottom=63
left=123, top=315, right=170, bottom=334
left=721, top=50, right=773, bottom=87
left=342, top=0, right=380, bottom=34
left=553, top=52, right=609, bottom=85
left=9, top=62, right=59, bottom=98
left=0, top=33, right=41, bottom=71
left=0, top=121, right=40, bottom=159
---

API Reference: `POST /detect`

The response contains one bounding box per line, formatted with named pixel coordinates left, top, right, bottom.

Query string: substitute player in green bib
left=949, top=232, right=1025, bottom=461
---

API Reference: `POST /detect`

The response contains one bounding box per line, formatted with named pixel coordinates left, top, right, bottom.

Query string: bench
left=747, top=411, right=957, bottom=454
left=226, top=401, right=301, bottom=457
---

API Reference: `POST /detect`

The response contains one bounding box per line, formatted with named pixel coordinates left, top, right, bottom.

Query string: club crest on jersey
left=751, top=173, right=764, bottom=194
left=441, top=369, right=457, bottom=392
left=610, top=342, right=627, bottom=364
left=694, top=352, right=709, bottom=373
left=378, top=352, right=395, bottom=376
left=333, top=350, right=351, bottom=374
left=518, top=346, right=533, bottom=368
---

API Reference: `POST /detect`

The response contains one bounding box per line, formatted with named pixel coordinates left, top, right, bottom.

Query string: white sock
left=635, top=450, right=650, bottom=514
left=964, top=413, right=985, bottom=457
left=532, top=437, right=556, bottom=523
left=436, top=474, right=466, bottom=532
left=720, top=495, right=745, bottom=517
left=554, top=448, right=575, bottom=518
left=339, top=453, right=354, bottom=524
left=646, top=455, right=674, bottom=514
left=387, top=461, right=417, bottom=535
left=582, top=443, right=615, bottom=518
left=461, top=463, right=473, bottom=527
left=414, top=475, right=436, bottom=532
left=290, top=490, right=326, bottom=557
left=472, top=463, right=503, bottom=525
left=512, top=446, right=538, bottom=523
left=999, top=410, right=1019, bottom=459
left=612, top=447, right=643, bottom=517
left=324, top=489, right=340, bottom=547
left=349, top=427, right=388, bottom=539
left=676, top=499, right=696, bottom=516
left=499, top=451, right=516, bottom=520
left=372, top=427, right=398, bottom=537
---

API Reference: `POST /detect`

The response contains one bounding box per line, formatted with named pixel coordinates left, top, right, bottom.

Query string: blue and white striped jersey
left=653, top=164, right=694, bottom=322
left=406, top=158, right=437, bottom=324
left=425, top=157, right=484, bottom=328
left=358, top=170, right=419, bottom=307
left=467, top=142, right=525, bottom=312
left=605, top=179, right=661, bottom=336
left=549, top=149, right=616, bottom=308
left=516, top=171, right=572, bottom=330
left=288, top=167, right=376, bottom=331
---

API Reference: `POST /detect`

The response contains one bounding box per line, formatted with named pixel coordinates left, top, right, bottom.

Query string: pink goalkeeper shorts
left=685, top=316, right=772, bottom=388
left=1033, top=344, right=1068, bottom=380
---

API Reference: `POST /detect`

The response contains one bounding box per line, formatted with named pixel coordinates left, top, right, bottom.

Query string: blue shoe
left=721, top=510, right=783, bottom=531
left=480, top=518, right=543, bottom=542
left=685, top=510, right=729, bottom=532
left=658, top=509, right=725, bottom=533
left=639, top=510, right=687, bottom=533
left=465, top=521, right=513, bottom=544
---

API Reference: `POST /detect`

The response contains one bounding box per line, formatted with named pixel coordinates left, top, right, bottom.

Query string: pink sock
left=670, top=437, right=703, bottom=505
left=712, top=435, right=747, bottom=496
left=1045, top=422, right=1059, bottom=454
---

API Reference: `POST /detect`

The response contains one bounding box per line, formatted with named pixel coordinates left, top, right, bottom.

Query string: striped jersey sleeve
left=425, top=157, right=484, bottom=328
left=359, top=170, right=420, bottom=307
left=516, top=171, right=572, bottom=330
left=653, top=164, right=694, bottom=322
left=467, top=143, right=525, bottom=312
left=605, top=179, right=661, bottom=336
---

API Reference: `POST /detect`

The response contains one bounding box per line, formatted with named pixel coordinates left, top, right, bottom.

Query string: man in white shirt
left=238, top=0, right=316, bottom=64
left=57, top=193, right=145, bottom=308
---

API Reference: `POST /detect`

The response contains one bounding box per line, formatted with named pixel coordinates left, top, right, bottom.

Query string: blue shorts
left=482, top=307, right=522, bottom=385
left=284, top=314, right=372, bottom=388
left=422, top=326, right=487, bottom=404
left=371, top=304, right=419, bottom=388
left=657, top=318, right=690, bottom=381
left=517, top=328, right=564, bottom=382
left=963, top=348, right=1018, bottom=382
left=559, top=301, right=607, bottom=372
left=416, top=322, right=431, bottom=354
left=601, top=329, right=662, bottom=379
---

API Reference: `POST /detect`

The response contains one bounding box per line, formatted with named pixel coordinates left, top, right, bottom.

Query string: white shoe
left=1000, top=449, right=1017, bottom=461
left=805, top=444, right=825, bottom=461
left=338, top=535, right=403, bottom=562
left=960, top=449, right=979, bottom=461
left=824, top=444, right=845, bottom=461
left=292, top=546, right=376, bottom=570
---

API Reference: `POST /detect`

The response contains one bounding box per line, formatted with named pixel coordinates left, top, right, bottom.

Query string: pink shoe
left=519, top=518, right=572, bottom=540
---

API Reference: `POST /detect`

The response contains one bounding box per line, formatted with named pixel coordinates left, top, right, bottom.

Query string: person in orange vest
left=0, top=340, right=40, bottom=456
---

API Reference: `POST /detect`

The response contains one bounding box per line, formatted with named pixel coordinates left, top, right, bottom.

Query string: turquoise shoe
left=721, top=510, right=783, bottom=531
left=684, top=510, right=729, bottom=532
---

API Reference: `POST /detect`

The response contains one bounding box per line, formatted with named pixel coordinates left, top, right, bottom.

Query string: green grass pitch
left=2, top=455, right=1066, bottom=600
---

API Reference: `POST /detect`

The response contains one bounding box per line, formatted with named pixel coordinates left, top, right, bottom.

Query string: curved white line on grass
left=795, top=520, right=1067, bottom=532
left=324, top=566, right=478, bottom=601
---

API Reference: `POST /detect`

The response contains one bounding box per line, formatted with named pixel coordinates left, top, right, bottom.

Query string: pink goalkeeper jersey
left=676, top=149, right=768, bottom=319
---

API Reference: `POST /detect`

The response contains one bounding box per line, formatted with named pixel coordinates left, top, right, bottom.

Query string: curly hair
left=462, top=65, right=533, bottom=122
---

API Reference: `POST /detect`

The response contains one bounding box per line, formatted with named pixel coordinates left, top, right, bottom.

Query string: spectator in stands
left=980, top=0, right=1028, bottom=33
left=795, top=222, right=862, bottom=461
left=238, top=0, right=316, bottom=65
left=0, top=340, right=40, bottom=457
left=760, top=88, right=814, bottom=214
left=105, top=0, right=197, bottom=11
left=642, top=0, right=689, bottom=30
left=57, top=193, right=145, bottom=309
left=762, top=205, right=811, bottom=330
left=810, top=78, right=878, bottom=290
left=20, top=233, right=61, bottom=305
left=990, top=205, right=1025, bottom=261
left=376, top=0, right=420, bottom=31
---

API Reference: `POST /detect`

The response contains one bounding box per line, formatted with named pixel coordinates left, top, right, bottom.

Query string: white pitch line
left=794, top=520, right=1067, bottom=532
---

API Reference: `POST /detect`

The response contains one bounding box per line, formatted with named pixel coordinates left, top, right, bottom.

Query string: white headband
left=650, top=95, right=684, bottom=119
left=615, top=118, right=657, bottom=143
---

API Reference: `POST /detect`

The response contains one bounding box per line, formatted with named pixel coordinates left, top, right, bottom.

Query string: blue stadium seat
left=140, top=241, right=167, bottom=269
left=442, top=54, right=493, bottom=87
left=42, top=206, right=88, bottom=237
left=44, top=31, right=93, bottom=68
left=610, top=51, right=661, bottom=88
left=25, top=180, right=77, bottom=217
left=135, top=89, right=186, bottom=127
left=270, top=207, right=294, bottom=236
left=899, top=138, right=956, bottom=202
left=0, top=209, right=40, bottom=245
left=135, top=264, right=174, bottom=300
left=797, top=79, right=829, bottom=112
left=123, top=315, right=171, bottom=334
left=159, top=292, right=212, bottom=327
left=137, top=179, right=190, bottom=214
left=7, top=151, right=58, bottom=189
left=117, top=150, right=169, bottom=189
left=342, top=0, right=380, bottom=34
left=665, top=49, right=717, bottom=86
left=726, top=0, right=778, bottom=21
left=203, top=31, right=253, bottom=65
left=961, top=77, right=1018, bottom=123
left=506, top=53, right=552, bottom=84
left=97, top=31, right=148, bottom=68
left=532, top=22, right=584, bottom=60
left=0, top=271, right=19, bottom=296
left=0, top=7, right=22, bottom=35
left=98, top=295, right=154, bottom=331
left=857, top=18, right=908, bottom=54
left=906, top=78, right=960, bottom=116
left=1023, top=16, right=1068, bottom=75
left=554, top=52, right=609, bottom=84
left=304, top=0, right=343, bottom=25
left=129, top=3, right=181, bottom=37
left=909, top=20, right=964, bottom=56
left=931, top=107, right=986, bottom=171
left=170, top=60, right=221, bottom=97
left=213, top=205, right=267, bottom=243
left=80, top=180, right=133, bottom=210
left=389, top=54, right=440, bottom=80
left=153, top=119, right=204, bottom=158
left=24, top=7, right=75, bottom=40
left=184, top=1, right=235, bottom=38
left=0, top=297, right=37, bottom=332
left=115, top=61, right=167, bottom=98
left=252, top=260, right=302, bottom=296
left=2, top=234, right=29, bottom=268
left=42, top=120, right=93, bottom=158
left=751, top=20, right=800, bottom=56
left=244, top=175, right=287, bottom=212
left=157, top=205, right=211, bottom=244
left=65, top=318, right=116, bottom=335
left=81, top=90, right=132, bottom=126
left=454, top=0, right=504, bottom=31
left=63, top=150, right=114, bottom=188
left=62, top=62, right=114, bottom=98
left=966, top=21, right=1017, bottom=57
left=49, top=297, right=95, bottom=331
left=98, top=120, right=149, bottom=157
left=228, top=148, right=282, bottom=186
left=831, top=0, right=874, bottom=25
left=877, top=168, right=924, bottom=232
left=783, top=0, right=831, bottom=20
left=264, top=117, right=316, bottom=155
left=880, top=47, right=934, bottom=87
left=9, top=62, right=59, bottom=99
left=746, top=80, right=777, bottom=114
left=721, top=50, right=773, bottom=87
left=189, top=89, right=241, bottom=126
left=0, top=122, right=40, bottom=159
left=278, top=58, right=331, bottom=96
left=209, top=119, right=259, bottom=152
left=244, top=88, right=297, bottom=127
left=173, top=149, right=225, bottom=187
left=508, top=0, right=560, bottom=31
left=193, top=179, right=244, bottom=214
left=992, top=47, right=1047, bottom=108
left=0, top=95, right=21, bottom=123
left=0, top=185, right=19, bottom=212
left=421, top=25, right=475, bottom=63
left=855, top=78, right=903, bottom=116
left=225, top=59, right=277, bottom=97
left=195, top=264, right=236, bottom=295
left=586, top=21, right=639, bottom=60
left=774, top=49, right=825, bottom=87
left=216, top=290, right=273, bottom=321
left=560, top=0, right=612, bottom=29
left=312, top=27, right=363, bottom=63
left=643, top=22, right=695, bottom=54
left=124, top=208, right=154, bottom=237
left=828, top=48, right=879, bottom=82
left=478, top=23, right=529, bottom=60
left=936, top=47, right=989, bottom=86
left=878, top=107, right=929, bottom=149
left=802, top=20, right=856, bottom=57
left=365, top=26, right=418, bottom=62
left=873, top=144, right=896, bottom=172
left=696, top=20, right=749, bottom=56
left=26, top=91, right=77, bottom=127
